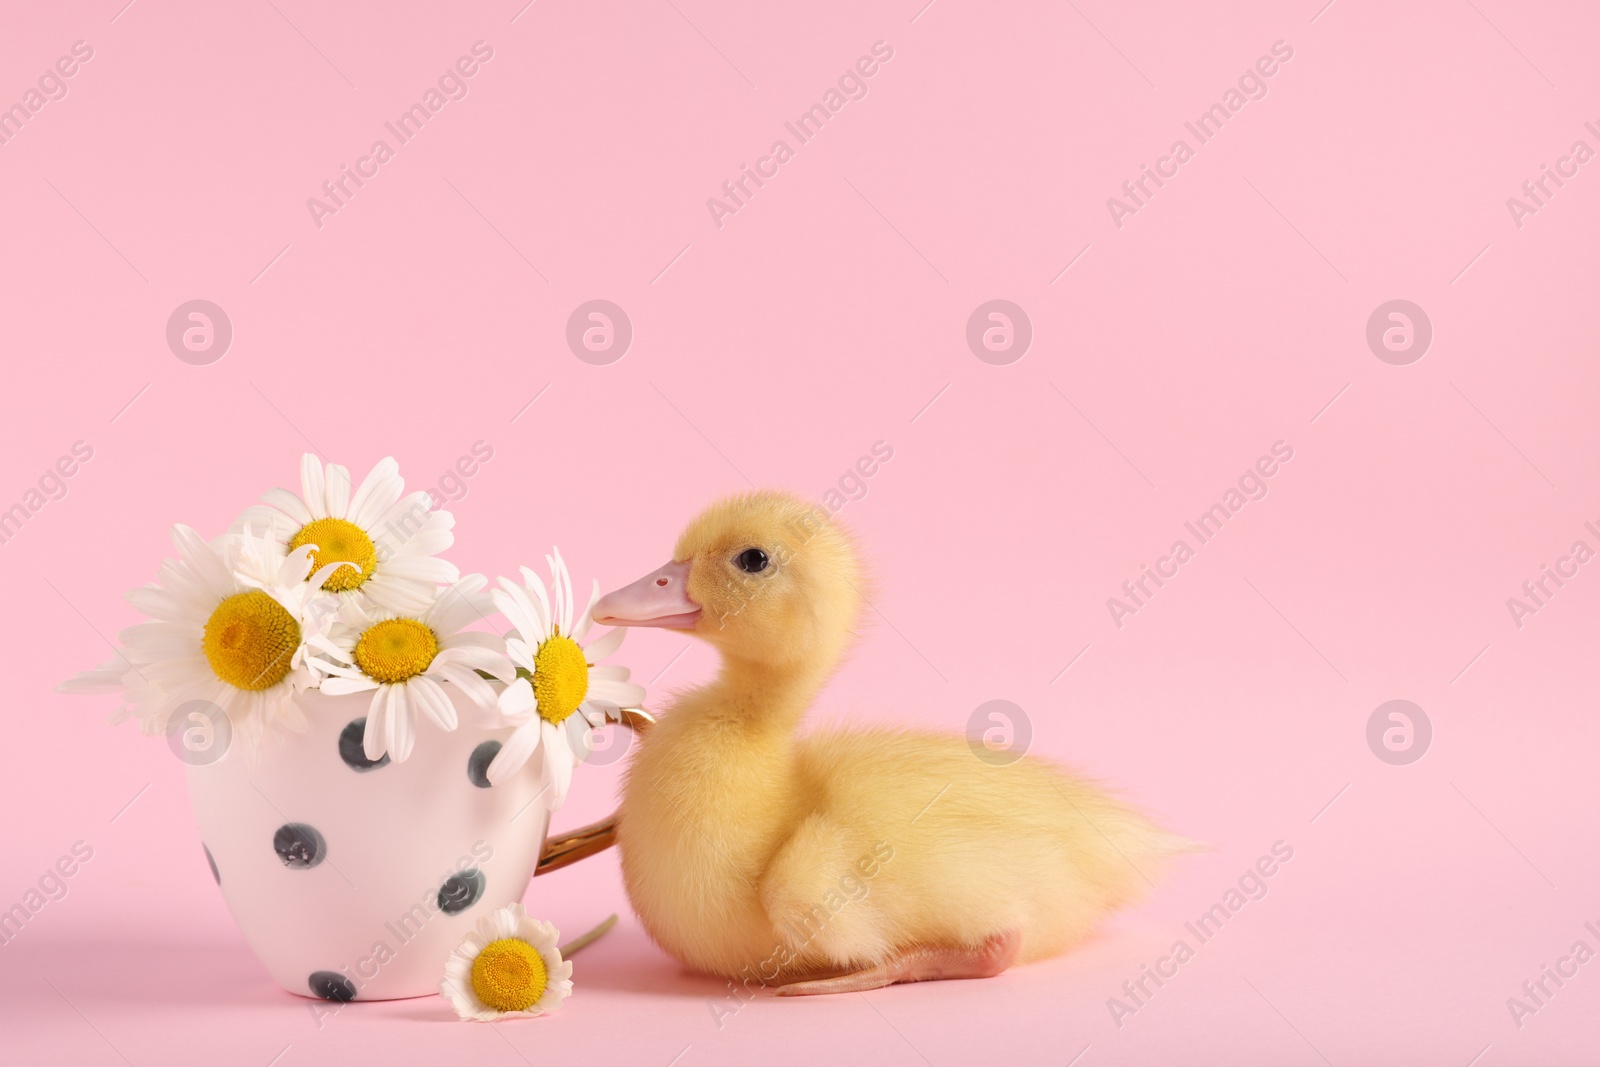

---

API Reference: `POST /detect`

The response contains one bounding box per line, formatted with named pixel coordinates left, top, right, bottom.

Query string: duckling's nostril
left=594, top=559, right=697, bottom=628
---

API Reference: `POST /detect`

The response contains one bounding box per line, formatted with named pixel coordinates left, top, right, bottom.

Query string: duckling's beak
left=593, top=560, right=701, bottom=629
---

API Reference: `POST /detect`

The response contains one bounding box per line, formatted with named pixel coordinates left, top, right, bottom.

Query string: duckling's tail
left=1043, top=771, right=1202, bottom=936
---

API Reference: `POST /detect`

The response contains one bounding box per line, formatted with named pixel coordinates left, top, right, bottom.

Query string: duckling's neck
left=700, top=653, right=826, bottom=736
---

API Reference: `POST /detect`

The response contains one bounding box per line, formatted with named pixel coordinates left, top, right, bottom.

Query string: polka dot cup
left=185, top=686, right=649, bottom=1002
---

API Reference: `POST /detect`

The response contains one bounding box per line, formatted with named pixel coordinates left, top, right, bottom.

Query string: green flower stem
left=558, top=913, right=618, bottom=957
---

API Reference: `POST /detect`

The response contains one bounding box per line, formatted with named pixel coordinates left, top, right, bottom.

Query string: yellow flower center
left=288, top=517, right=377, bottom=592
left=532, top=634, right=588, bottom=725
left=202, top=591, right=301, bottom=691
left=471, top=938, right=548, bottom=1012
left=353, top=619, right=438, bottom=684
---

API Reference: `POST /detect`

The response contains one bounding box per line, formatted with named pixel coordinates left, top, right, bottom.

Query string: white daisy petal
left=556, top=549, right=575, bottom=636
left=486, top=721, right=540, bottom=783
left=348, top=456, right=402, bottom=528
left=170, top=524, right=234, bottom=601
left=363, top=688, right=389, bottom=760
left=436, top=644, right=514, bottom=680
left=386, top=685, right=415, bottom=762
left=227, top=505, right=291, bottom=544
left=123, top=586, right=194, bottom=623
left=427, top=574, right=490, bottom=633
left=320, top=675, right=379, bottom=696
left=441, top=629, right=508, bottom=653
left=542, top=719, right=573, bottom=810
left=442, top=953, right=473, bottom=987
left=497, top=679, right=537, bottom=723
left=563, top=713, right=593, bottom=763
left=277, top=542, right=320, bottom=585
left=457, top=929, right=490, bottom=958
left=572, top=578, right=601, bottom=642
left=387, top=527, right=454, bottom=560
left=300, top=453, right=328, bottom=517
left=522, top=590, right=556, bottom=641
left=308, top=633, right=353, bottom=661
left=324, top=463, right=351, bottom=519
left=277, top=695, right=308, bottom=734
left=515, top=912, right=554, bottom=944
left=502, top=637, right=536, bottom=674
left=589, top=678, right=647, bottom=707
left=376, top=491, right=445, bottom=531
left=490, top=906, right=522, bottom=941
left=379, top=556, right=461, bottom=584
left=411, top=676, right=458, bottom=731
left=492, top=585, right=547, bottom=646
left=433, top=663, right=499, bottom=709
left=543, top=550, right=571, bottom=637
left=563, top=556, right=578, bottom=634
left=258, top=487, right=314, bottom=526
left=517, top=566, right=554, bottom=633
left=582, top=625, right=626, bottom=664
left=360, top=576, right=444, bottom=616
left=308, top=559, right=360, bottom=591
left=56, top=658, right=132, bottom=693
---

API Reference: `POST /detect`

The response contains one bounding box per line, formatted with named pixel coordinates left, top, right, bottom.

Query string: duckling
left=594, top=491, right=1189, bottom=995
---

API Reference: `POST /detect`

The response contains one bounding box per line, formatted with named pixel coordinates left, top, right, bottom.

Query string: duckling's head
left=593, top=490, right=862, bottom=670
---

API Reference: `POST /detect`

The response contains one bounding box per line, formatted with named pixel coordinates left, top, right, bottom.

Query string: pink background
left=3, top=0, right=1598, bottom=1063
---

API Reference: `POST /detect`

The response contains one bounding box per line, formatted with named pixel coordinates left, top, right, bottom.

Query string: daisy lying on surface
left=440, top=903, right=599, bottom=1021
left=58, top=452, right=644, bottom=813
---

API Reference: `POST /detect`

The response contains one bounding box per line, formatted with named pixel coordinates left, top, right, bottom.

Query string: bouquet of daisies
left=59, top=454, right=644, bottom=811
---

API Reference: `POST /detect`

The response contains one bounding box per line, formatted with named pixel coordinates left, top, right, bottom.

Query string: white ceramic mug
left=184, top=686, right=649, bottom=1001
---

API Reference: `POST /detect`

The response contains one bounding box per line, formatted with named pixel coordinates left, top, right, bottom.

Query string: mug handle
left=534, top=707, right=655, bottom=876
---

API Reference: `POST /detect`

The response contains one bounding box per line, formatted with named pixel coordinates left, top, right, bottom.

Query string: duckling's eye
left=734, top=548, right=769, bottom=574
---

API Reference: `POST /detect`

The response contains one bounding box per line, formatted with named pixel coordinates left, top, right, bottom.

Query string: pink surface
left=2, top=0, right=1598, bottom=1063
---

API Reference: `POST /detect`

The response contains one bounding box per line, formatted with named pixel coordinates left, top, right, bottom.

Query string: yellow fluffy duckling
left=594, top=491, right=1188, bottom=995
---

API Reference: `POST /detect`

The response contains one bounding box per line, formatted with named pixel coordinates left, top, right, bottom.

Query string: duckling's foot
left=774, top=929, right=1021, bottom=996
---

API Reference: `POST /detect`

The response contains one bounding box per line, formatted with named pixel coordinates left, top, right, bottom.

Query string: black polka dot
left=274, top=823, right=327, bottom=869
left=339, top=718, right=390, bottom=772
left=467, top=741, right=501, bottom=788
left=437, top=869, right=485, bottom=914
left=203, top=843, right=220, bottom=885
left=308, top=971, right=356, bottom=1002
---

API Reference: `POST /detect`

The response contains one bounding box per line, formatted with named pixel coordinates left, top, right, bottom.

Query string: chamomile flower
left=57, top=524, right=342, bottom=755
left=440, top=903, right=572, bottom=1021
left=487, top=549, right=645, bottom=807
left=309, top=576, right=513, bottom=763
left=233, top=453, right=457, bottom=616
